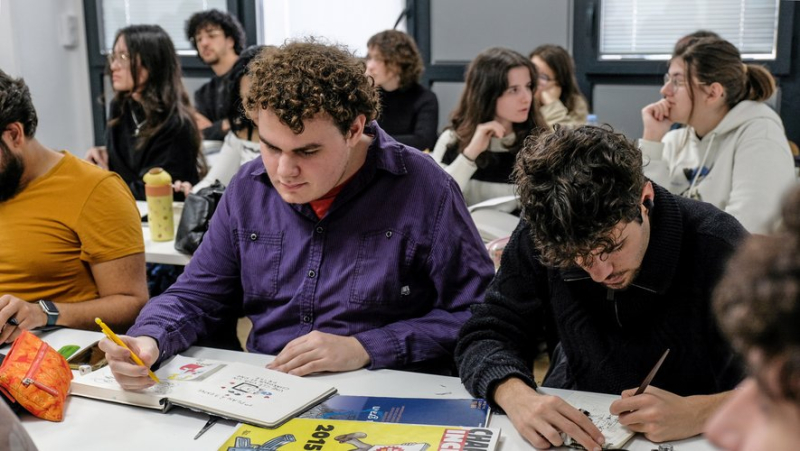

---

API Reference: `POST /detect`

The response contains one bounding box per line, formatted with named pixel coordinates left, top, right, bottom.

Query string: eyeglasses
left=663, top=73, right=687, bottom=91
left=191, top=29, right=224, bottom=45
left=107, top=51, right=131, bottom=67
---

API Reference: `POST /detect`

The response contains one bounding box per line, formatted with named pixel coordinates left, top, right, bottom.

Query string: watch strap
left=38, top=300, right=59, bottom=326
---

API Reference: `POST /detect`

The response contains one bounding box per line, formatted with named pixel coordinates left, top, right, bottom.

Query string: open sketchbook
left=70, top=355, right=337, bottom=428
left=559, top=391, right=634, bottom=450
left=299, top=395, right=491, bottom=427
left=218, top=418, right=501, bottom=451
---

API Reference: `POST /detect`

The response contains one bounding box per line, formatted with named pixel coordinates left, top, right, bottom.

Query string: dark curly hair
left=367, top=30, right=424, bottom=89
left=714, top=186, right=800, bottom=402
left=245, top=39, right=379, bottom=135
left=185, top=9, right=246, bottom=55
left=514, top=125, right=646, bottom=268
left=0, top=69, right=38, bottom=137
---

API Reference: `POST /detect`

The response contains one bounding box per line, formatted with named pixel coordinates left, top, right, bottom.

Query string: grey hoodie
left=640, top=100, right=796, bottom=234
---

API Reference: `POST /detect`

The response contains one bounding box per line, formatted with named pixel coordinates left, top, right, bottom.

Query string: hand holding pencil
left=96, top=318, right=162, bottom=389
left=610, top=349, right=707, bottom=442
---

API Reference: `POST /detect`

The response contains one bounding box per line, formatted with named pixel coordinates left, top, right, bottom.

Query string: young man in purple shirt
left=101, top=40, right=494, bottom=386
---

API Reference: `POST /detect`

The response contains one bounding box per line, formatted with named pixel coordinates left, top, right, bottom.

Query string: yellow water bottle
left=143, top=167, right=174, bottom=241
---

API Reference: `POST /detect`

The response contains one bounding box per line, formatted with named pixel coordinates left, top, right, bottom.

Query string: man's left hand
left=610, top=385, right=706, bottom=442
left=0, top=295, right=48, bottom=343
left=267, top=331, right=370, bottom=376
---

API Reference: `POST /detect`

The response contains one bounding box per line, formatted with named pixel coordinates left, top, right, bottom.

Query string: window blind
left=99, top=0, right=226, bottom=54
left=599, top=0, right=780, bottom=60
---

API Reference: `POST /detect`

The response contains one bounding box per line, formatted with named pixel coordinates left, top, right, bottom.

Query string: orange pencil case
left=0, top=330, right=72, bottom=421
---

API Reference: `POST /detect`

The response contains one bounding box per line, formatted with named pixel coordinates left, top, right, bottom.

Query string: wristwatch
left=38, top=300, right=59, bottom=327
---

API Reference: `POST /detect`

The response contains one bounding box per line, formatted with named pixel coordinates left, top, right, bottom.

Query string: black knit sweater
left=377, top=83, right=439, bottom=152
left=456, top=184, right=746, bottom=408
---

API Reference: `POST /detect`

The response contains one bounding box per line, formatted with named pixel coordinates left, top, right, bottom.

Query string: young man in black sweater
left=456, top=126, right=746, bottom=450
left=186, top=9, right=245, bottom=140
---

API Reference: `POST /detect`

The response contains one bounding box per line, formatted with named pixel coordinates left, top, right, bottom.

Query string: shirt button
left=249, top=233, right=258, bottom=241
left=385, top=231, right=393, bottom=238
left=307, top=270, right=316, bottom=278
left=316, top=227, right=324, bottom=234
left=302, top=315, right=312, bottom=323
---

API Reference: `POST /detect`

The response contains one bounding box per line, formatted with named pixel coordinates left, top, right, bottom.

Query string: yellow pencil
left=95, top=317, right=161, bottom=383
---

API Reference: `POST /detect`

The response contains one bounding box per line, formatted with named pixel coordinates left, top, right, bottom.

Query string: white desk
left=20, top=329, right=716, bottom=451
left=137, top=201, right=192, bottom=266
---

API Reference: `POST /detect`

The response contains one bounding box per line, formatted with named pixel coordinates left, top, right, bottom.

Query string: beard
left=201, top=51, right=220, bottom=66
left=0, top=139, right=25, bottom=202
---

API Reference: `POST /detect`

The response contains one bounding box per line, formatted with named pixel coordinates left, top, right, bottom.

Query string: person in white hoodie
left=639, top=37, right=795, bottom=234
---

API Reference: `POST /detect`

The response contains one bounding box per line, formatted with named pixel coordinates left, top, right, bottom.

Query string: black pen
left=634, top=349, right=670, bottom=395
left=194, top=415, right=219, bottom=440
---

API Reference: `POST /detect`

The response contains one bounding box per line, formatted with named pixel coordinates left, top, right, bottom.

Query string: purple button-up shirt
left=129, top=122, right=494, bottom=372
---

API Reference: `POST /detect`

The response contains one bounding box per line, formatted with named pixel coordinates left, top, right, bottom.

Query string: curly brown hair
left=514, top=125, right=645, bottom=268
left=714, top=186, right=800, bottom=402
left=367, top=30, right=424, bottom=89
left=245, top=39, right=379, bottom=135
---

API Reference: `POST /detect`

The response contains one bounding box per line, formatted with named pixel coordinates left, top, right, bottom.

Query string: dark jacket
left=377, top=83, right=439, bottom=152
left=106, top=99, right=200, bottom=201
left=456, top=183, right=746, bottom=409
left=194, top=70, right=235, bottom=140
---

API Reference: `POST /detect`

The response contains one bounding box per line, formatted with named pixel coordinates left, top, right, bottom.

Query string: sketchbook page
left=168, top=362, right=337, bottom=427
left=560, top=391, right=634, bottom=449
left=69, top=355, right=228, bottom=410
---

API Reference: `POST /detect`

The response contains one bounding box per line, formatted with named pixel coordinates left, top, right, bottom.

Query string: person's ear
left=705, top=82, right=725, bottom=105
left=345, top=114, right=367, bottom=147
left=2, top=123, right=25, bottom=149
left=640, top=181, right=655, bottom=212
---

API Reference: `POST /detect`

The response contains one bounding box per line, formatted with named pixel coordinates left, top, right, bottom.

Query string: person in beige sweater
left=529, top=44, right=588, bottom=128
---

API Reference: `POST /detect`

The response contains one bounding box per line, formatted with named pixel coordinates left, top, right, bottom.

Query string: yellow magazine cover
left=218, top=418, right=501, bottom=451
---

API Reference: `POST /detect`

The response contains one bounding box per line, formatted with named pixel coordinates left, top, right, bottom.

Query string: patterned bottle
left=143, top=168, right=174, bottom=241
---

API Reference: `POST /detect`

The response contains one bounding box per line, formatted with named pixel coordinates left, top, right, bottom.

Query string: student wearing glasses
left=431, top=47, right=547, bottom=208
left=85, top=25, right=203, bottom=201
left=185, top=9, right=246, bottom=140
left=529, top=44, right=589, bottom=128
left=639, top=37, right=795, bottom=234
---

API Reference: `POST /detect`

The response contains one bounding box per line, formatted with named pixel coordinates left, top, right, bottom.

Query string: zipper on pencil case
left=21, top=342, right=60, bottom=397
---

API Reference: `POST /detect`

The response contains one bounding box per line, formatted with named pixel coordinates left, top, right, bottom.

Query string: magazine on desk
left=299, top=395, right=491, bottom=427
left=70, top=355, right=337, bottom=428
left=218, top=418, right=501, bottom=451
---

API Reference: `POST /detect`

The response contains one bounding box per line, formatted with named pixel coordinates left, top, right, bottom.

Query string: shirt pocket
left=349, top=229, right=416, bottom=305
left=235, top=229, right=283, bottom=298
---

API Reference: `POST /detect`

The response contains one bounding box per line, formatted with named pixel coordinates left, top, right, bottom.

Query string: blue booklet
left=298, top=395, right=491, bottom=427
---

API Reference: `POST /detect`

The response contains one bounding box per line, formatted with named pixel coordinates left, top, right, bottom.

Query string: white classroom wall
left=0, top=0, right=94, bottom=154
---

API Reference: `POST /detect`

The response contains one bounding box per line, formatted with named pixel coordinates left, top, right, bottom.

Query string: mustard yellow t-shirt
left=0, top=151, right=144, bottom=303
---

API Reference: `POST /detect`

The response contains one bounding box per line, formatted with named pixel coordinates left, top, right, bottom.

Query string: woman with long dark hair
left=86, top=24, right=203, bottom=200
left=529, top=44, right=588, bottom=127
left=640, top=37, right=795, bottom=233
left=431, top=47, right=546, bottom=208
